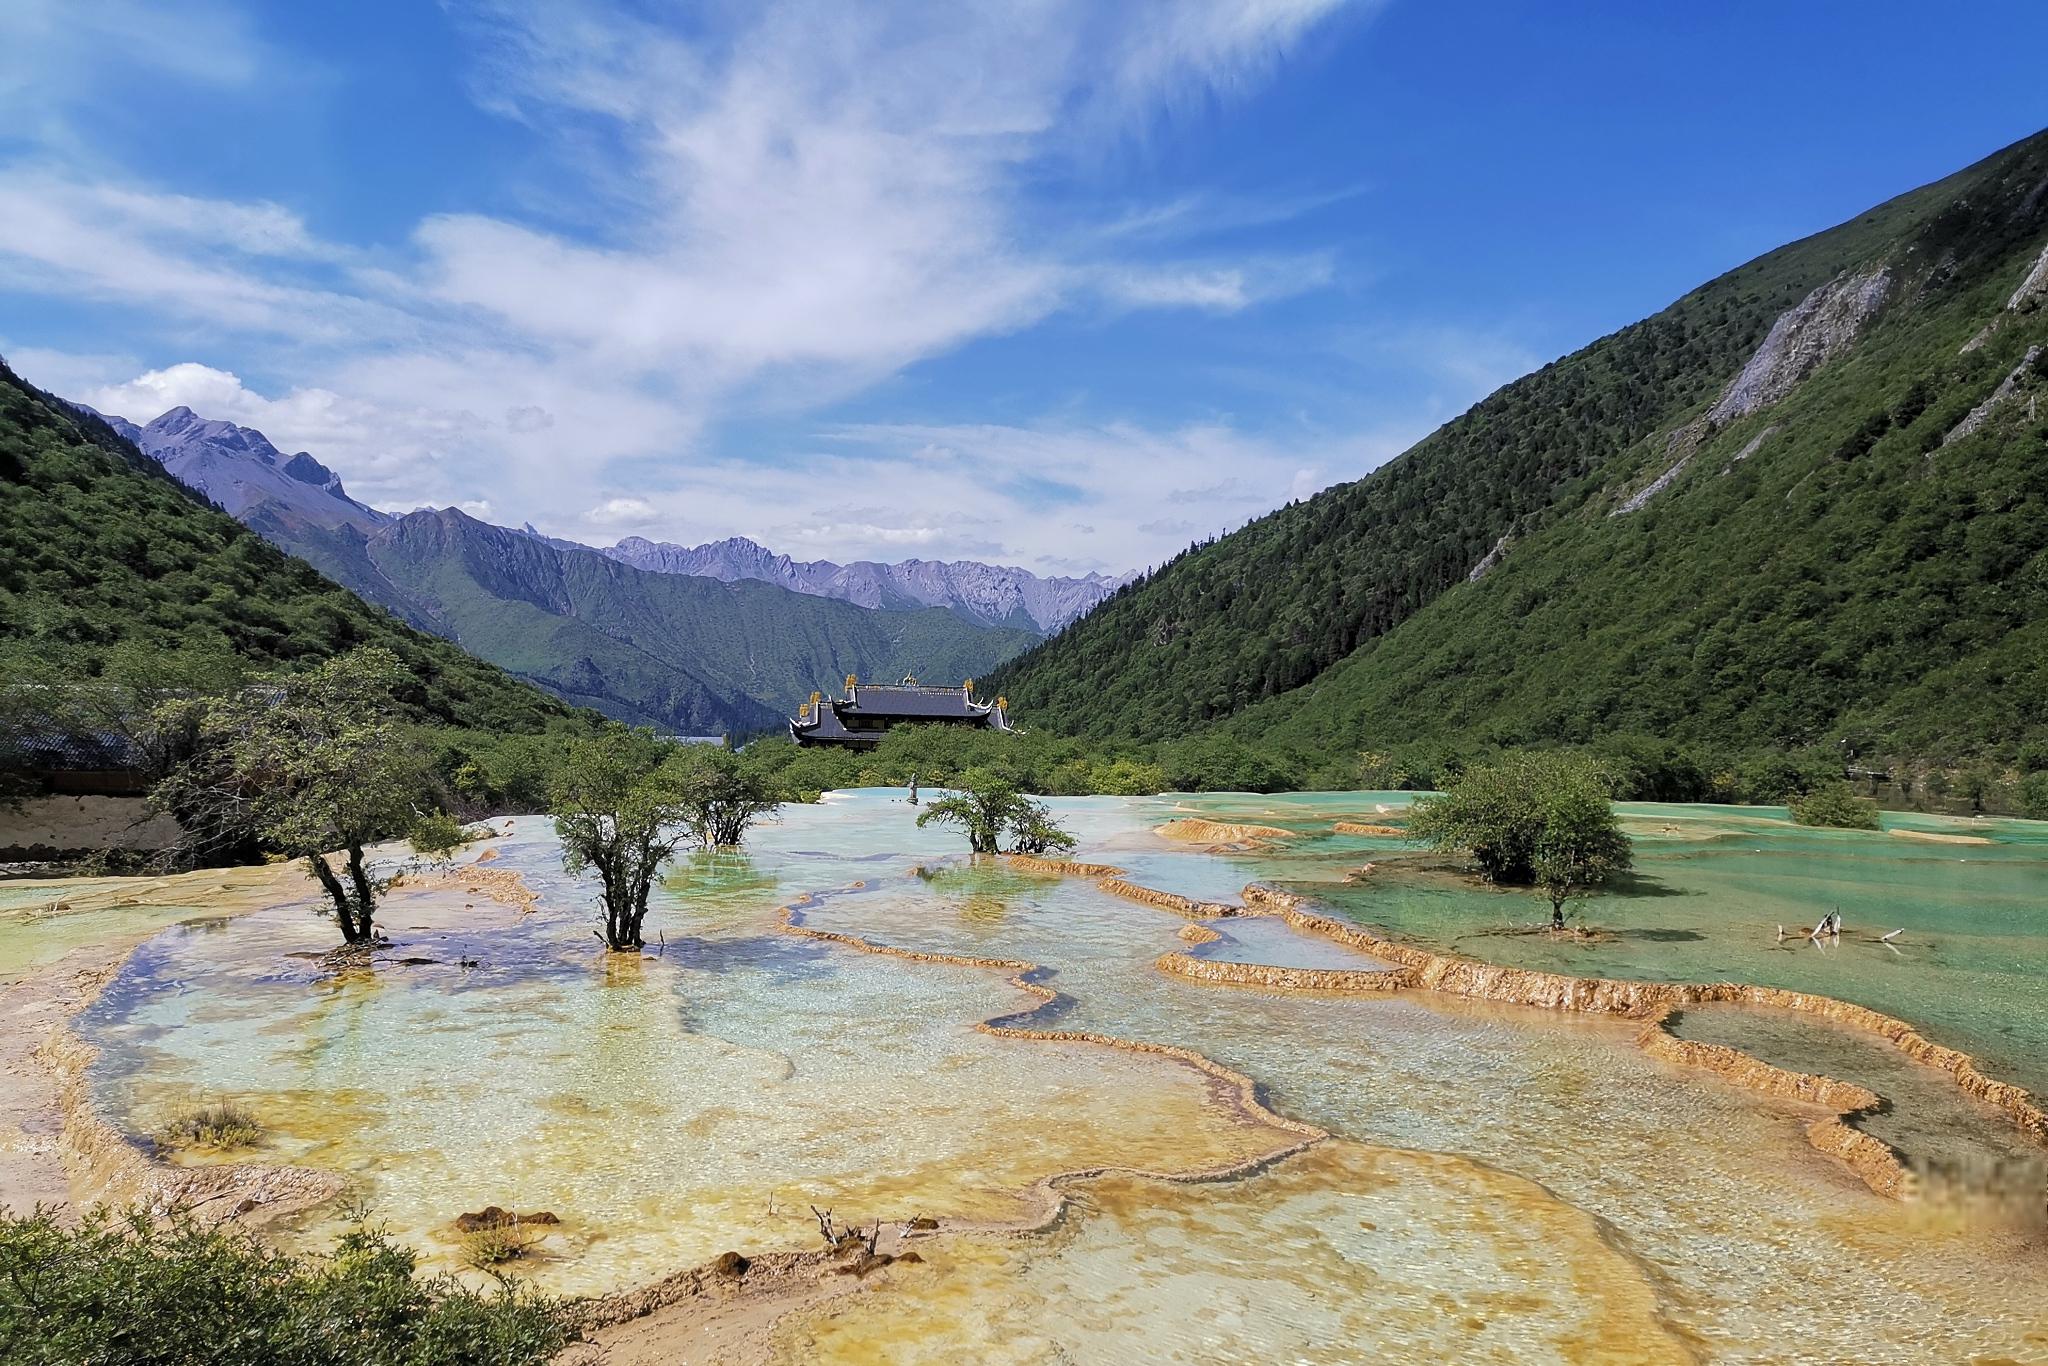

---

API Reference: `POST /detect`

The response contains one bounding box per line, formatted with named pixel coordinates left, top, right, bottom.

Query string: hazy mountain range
left=71, top=404, right=1060, bottom=734
left=80, top=405, right=1120, bottom=634
left=604, top=535, right=1123, bottom=633
left=81, top=405, right=389, bottom=535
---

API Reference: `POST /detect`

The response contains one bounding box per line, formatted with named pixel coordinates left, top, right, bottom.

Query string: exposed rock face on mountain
left=605, top=535, right=1124, bottom=633
left=1706, top=269, right=1891, bottom=424
left=2010, top=241, right=2048, bottom=311
left=80, top=404, right=388, bottom=533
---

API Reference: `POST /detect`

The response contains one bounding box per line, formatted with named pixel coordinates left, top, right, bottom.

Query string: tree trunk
left=345, top=842, right=377, bottom=943
left=306, top=854, right=358, bottom=942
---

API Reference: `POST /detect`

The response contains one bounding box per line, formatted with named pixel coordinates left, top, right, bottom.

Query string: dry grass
left=157, top=1101, right=261, bottom=1152
left=460, top=1224, right=543, bottom=1269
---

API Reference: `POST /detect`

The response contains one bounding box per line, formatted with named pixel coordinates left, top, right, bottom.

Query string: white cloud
left=585, top=496, right=659, bottom=527
left=0, top=0, right=1383, bottom=568
left=542, top=415, right=1422, bottom=573
left=1096, top=253, right=1335, bottom=312
left=0, top=0, right=272, bottom=152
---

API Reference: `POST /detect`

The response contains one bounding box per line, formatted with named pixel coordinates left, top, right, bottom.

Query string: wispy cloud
left=1, top=0, right=1384, bottom=569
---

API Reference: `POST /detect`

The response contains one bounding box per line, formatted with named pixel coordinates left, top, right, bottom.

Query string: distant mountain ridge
left=75, top=402, right=1039, bottom=735
left=266, top=507, right=1039, bottom=735
left=2, top=362, right=574, bottom=736
left=73, top=403, right=1125, bottom=635
left=605, top=535, right=1125, bottom=633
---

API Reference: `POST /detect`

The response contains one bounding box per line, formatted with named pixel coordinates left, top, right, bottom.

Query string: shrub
left=460, top=1224, right=541, bottom=1270
left=159, top=1100, right=262, bottom=1151
left=1788, top=785, right=1882, bottom=830
left=0, top=1207, right=575, bottom=1365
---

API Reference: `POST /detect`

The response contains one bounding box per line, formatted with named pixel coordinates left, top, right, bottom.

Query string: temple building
left=790, top=675, right=1013, bottom=749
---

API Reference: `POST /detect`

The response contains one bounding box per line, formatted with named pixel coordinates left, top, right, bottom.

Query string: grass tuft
left=158, top=1100, right=262, bottom=1151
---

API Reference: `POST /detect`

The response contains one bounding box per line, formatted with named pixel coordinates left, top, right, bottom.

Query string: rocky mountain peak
left=602, top=535, right=1126, bottom=633
left=79, top=400, right=388, bottom=533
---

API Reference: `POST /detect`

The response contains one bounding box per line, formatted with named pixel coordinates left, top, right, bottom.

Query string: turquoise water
left=1175, top=792, right=2048, bottom=1097
left=45, top=790, right=2048, bottom=1362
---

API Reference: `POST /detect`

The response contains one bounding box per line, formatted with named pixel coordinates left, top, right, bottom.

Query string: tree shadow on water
left=1613, top=926, right=1709, bottom=942
left=1609, top=871, right=1693, bottom=899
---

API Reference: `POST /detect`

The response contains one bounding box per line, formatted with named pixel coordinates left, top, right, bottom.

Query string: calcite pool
left=39, top=791, right=2048, bottom=1362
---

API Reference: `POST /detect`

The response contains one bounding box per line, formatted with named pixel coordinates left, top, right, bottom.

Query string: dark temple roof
left=838, top=684, right=988, bottom=719
left=789, top=679, right=1012, bottom=747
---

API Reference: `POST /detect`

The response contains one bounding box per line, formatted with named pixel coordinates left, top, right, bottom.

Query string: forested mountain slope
left=273, top=509, right=1038, bottom=736
left=0, top=360, right=573, bottom=734
left=995, top=128, right=2048, bottom=769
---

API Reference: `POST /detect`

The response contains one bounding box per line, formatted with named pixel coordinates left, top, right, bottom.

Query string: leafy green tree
left=1087, top=757, right=1166, bottom=796
left=916, top=770, right=1076, bottom=855
left=1955, top=764, right=2004, bottom=816
left=1788, top=784, right=1883, bottom=830
left=552, top=728, right=697, bottom=951
left=916, top=774, right=1019, bottom=854
left=1010, top=801, right=1079, bottom=855
left=1409, top=751, right=1632, bottom=928
left=669, top=744, right=782, bottom=847
left=154, top=647, right=440, bottom=944
left=1530, top=791, right=1634, bottom=928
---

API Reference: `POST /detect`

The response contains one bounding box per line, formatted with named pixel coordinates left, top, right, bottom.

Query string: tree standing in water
left=154, top=647, right=441, bottom=944
left=1409, top=751, right=1631, bottom=930
left=917, top=770, right=1076, bottom=855
left=669, top=744, right=782, bottom=848
left=553, top=729, right=699, bottom=951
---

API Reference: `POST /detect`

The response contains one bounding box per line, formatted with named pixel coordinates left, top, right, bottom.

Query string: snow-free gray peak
left=603, top=535, right=1126, bottom=633
left=82, top=402, right=388, bottom=532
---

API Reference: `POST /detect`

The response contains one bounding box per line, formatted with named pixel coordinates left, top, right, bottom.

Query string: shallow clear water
left=52, top=790, right=2048, bottom=1361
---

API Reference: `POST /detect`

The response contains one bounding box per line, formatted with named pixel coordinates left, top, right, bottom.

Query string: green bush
left=459, top=1225, right=541, bottom=1271
left=0, top=1207, right=575, bottom=1365
left=1788, top=785, right=1883, bottom=830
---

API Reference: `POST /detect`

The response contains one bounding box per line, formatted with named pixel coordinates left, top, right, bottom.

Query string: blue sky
left=2, top=1, right=2044, bottom=575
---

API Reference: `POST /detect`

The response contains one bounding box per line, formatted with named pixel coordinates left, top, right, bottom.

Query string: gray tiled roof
left=0, top=718, right=143, bottom=771
left=839, top=684, right=985, bottom=719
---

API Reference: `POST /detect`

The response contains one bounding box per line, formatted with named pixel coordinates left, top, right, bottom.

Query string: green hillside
left=270, top=508, right=1038, bottom=736
left=995, top=129, right=2048, bottom=775
left=0, top=359, right=576, bottom=735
